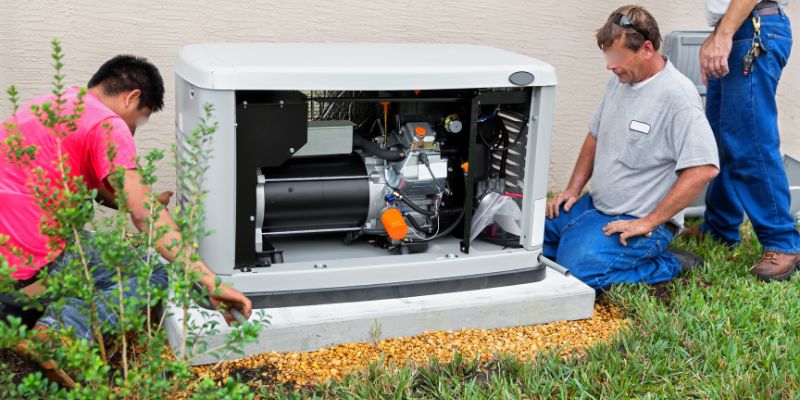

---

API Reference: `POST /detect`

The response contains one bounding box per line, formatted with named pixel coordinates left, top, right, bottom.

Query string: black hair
left=88, top=55, right=164, bottom=112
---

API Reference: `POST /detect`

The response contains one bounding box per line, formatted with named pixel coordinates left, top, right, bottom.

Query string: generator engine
left=255, top=119, right=452, bottom=253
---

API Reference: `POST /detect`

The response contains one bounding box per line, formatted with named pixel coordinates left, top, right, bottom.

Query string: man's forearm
left=150, top=208, right=218, bottom=289
left=565, top=133, right=597, bottom=193
left=643, top=165, right=719, bottom=227
left=123, top=170, right=219, bottom=290
left=716, top=0, right=760, bottom=37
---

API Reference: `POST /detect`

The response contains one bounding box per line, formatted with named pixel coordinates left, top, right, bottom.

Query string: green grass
left=262, top=221, right=800, bottom=399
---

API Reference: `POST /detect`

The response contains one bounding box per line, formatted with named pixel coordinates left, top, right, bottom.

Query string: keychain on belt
left=743, top=10, right=767, bottom=77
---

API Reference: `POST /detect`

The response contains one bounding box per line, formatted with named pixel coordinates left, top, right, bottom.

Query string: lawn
left=2, top=220, right=797, bottom=399
left=259, top=221, right=799, bottom=399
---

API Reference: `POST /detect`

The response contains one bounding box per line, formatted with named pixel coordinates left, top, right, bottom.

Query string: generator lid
left=174, top=43, right=557, bottom=90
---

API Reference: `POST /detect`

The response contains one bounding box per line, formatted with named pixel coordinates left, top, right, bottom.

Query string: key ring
left=752, top=11, right=761, bottom=37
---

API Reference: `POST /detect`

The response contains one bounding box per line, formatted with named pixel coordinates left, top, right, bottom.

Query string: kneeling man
left=546, top=5, right=720, bottom=290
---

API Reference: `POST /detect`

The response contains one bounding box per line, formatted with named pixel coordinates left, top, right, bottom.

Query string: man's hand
left=547, top=190, right=580, bottom=219
left=205, top=284, right=253, bottom=325
left=700, top=32, right=733, bottom=84
left=602, top=218, right=657, bottom=246
left=156, top=191, right=173, bottom=207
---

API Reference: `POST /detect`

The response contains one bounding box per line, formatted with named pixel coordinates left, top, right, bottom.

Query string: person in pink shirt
left=0, top=56, right=252, bottom=354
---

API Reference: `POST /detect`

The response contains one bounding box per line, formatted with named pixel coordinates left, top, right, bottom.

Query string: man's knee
left=556, top=243, right=613, bottom=288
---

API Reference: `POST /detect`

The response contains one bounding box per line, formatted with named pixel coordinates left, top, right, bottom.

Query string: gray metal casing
left=293, top=121, right=354, bottom=158
left=663, top=30, right=713, bottom=95
left=174, top=44, right=557, bottom=295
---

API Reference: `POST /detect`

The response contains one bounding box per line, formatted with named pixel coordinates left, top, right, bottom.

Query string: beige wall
left=1, top=0, right=798, bottom=194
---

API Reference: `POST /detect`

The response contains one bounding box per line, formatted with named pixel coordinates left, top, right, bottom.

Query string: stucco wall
left=1, top=0, right=797, bottom=195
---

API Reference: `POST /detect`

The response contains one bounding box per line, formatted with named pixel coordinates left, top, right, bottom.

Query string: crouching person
left=545, top=5, right=720, bottom=291
left=0, top=54, right=252, bottom=386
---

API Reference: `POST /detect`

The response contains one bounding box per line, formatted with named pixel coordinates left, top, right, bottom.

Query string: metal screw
left=289, top=147, right=295, bottom=153
left=249, top=216, right=255, bottom=221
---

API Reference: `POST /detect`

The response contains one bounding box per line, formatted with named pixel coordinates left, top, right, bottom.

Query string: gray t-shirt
left=588, top=60, right=719, bottom=228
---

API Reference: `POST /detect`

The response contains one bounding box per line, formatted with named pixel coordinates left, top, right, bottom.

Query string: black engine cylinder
left=259, top=154, right=370, bottom=234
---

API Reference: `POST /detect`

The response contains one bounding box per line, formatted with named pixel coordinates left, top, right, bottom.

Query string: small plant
left=369, top=319, right=382, bottom=348
left=0, top=39, right=268, bottom=398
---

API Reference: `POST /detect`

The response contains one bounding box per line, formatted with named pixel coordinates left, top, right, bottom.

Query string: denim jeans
left=0, top=232, right=168, bottom=341
left=702, top=8, right=800, bottom=254
left=544, top=195, right=680, bottom=291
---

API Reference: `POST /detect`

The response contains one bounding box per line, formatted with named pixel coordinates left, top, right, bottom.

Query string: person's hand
left=700, top=32, right=733, bottom=84
left=602, top=218, right=657, bottom=246
left=547, top=189, right=580, bottom=219
left=206, top=284, right=253, bottom=325
left=156, top=191, right=173, bottom=207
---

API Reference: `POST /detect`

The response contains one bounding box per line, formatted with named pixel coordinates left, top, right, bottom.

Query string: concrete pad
left=164, top=270, right=595, bottom=365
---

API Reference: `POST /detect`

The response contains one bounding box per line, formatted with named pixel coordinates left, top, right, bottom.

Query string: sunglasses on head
left=611, top=13, right=651, bottom=44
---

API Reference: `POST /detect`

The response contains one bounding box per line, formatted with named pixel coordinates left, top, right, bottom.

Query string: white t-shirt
left=631, top=68, right=663, bottom=89
left=705, top=0, right=791, bottom=26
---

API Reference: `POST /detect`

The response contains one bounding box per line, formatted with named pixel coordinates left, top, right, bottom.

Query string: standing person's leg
left=702, top=75, right=746, bottom=245
left=555, top=210, right=680, bottom=291
left=707, top=13, right=799, bottom=263
left=744, top=12, right=799, bottom=255
left=543, top=194, right=596, bottom=260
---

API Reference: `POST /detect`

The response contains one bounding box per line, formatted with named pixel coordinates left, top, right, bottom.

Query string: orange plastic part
left=381, top=207, right=408, bottom=241
left=461, top=162, right=469, bottom=172
left=415, top=126, right=427, bottom=136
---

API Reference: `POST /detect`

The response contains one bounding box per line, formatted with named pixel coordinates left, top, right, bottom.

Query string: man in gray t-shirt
left=543, top=5, right=720, bottom=290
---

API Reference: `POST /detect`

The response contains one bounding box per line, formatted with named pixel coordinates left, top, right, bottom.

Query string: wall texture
left=1, top=0, right=798, bottom=194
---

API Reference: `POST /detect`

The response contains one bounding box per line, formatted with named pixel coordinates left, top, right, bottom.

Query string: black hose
left=405, top=213, right=431, bottom=234
left=414, top=207, right=465, bottom=242
left=352, top=134, right=405, bottom=161
left=499, top=132, right=509, bottom=179
left=399, top=195, right=437, bottom=216
left=418, top=152, right=445, bottom=193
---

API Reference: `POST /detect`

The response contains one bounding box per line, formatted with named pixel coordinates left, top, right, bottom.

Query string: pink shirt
left=0, top=87, right=138, bottom=280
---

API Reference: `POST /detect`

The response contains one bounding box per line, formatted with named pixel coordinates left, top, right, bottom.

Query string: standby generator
left=174, top=43, right=558, bottom=308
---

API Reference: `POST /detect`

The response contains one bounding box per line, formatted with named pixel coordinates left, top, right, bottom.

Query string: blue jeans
left=702, top=9, right=800, bottom=254
left=544, top=195, right=681, bottom=290
left=0, top=232, right=168, bottom=341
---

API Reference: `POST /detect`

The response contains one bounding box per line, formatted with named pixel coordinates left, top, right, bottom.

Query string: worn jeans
left=702, top=8, right=800, bottom=253
left=0, top=232, right=168, bottom=341
left=544, top=195, right=681, bottom=291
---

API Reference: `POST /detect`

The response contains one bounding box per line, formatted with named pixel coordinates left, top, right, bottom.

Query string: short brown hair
left=596, top=5, right=662, bottom=52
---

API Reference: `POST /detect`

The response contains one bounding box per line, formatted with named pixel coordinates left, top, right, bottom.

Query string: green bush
left=0, top=39, right=268, bottom=399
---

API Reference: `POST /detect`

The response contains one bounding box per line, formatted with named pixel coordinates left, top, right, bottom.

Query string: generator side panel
left=520, top=85, right=556, bottom=251
left=175, top=79, right=238, bottom=275
left=234, top=91, right=309, bottom=269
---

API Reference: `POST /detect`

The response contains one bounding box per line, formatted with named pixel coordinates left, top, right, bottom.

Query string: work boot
left=679, top=225, right=704, bottom=241
left=679, top=226, right=737, bottom=249
left=668, top=248, right=703, bottom=273
left=750, top=251, right=799, bottom=282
